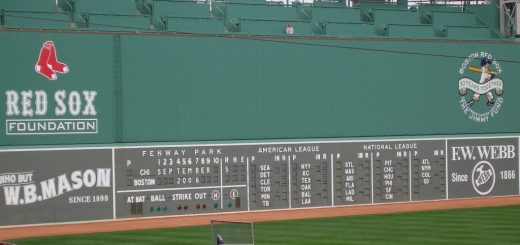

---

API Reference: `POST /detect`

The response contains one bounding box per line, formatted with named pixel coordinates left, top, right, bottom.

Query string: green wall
left=1, top=30, right=519, bottom=145
left=0, top=32, right=118, bottom=145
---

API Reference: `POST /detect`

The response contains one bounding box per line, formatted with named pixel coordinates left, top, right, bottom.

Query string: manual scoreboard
left=0, top=136, right=518, bottom=226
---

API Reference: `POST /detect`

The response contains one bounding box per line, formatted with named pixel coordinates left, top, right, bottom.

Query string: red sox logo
left=34, top=41, right=69, bottom=80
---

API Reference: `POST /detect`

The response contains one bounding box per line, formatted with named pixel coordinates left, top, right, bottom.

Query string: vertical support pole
left=371, top=152, right=374, bottom=204
left=247, top=157, right=250, bottom=211
left=331, top=154, right=334, bottom=206
left=220, top=158, right=223, bottom=209
left=288, top=157, right=292, bottom=209
left=0, top=9, right=4, bottom=27
left=500, top=0, right=506, bottom=34
left=445, top=139, right=449, bottom=200
left=114, top=35, right=123, bottom=143
left=112, top=148, right=116, bottom=220
left=409, top=151, right=412, bottom=202
left=513, top=0, right=520, bottom=38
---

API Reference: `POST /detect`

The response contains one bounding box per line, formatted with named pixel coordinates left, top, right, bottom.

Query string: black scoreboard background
left=0, top=137, right=518, bottom=226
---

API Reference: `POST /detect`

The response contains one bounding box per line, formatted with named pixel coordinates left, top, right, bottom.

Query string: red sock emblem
left=35, top=41, right=68, bottom=80
left=47, top=41, right=69, bottom=74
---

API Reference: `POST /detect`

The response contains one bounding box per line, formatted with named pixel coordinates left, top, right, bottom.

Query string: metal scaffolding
left=500, top=0, right=518, bottom=36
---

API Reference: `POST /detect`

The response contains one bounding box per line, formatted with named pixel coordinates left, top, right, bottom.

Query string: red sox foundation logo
left=4, top=41, right=98, bottom=135
left=34, top=41, right=69, bottom=80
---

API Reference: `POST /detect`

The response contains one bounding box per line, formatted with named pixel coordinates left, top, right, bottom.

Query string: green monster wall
left=1, top=30, right=519, bottom=146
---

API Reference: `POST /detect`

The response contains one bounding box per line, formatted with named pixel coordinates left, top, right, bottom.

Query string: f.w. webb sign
left=449, top=138, right=518, bottom=198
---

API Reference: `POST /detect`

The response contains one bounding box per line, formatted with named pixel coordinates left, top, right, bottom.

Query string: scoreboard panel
left=0, top=136, right=518, bottom=226
left=410, top=140, right=447, bottom=201
left=115, top=146, right=251, bottom=218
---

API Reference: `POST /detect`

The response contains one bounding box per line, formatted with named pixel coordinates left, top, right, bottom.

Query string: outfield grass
left=10, top=205, right=520, bottom=245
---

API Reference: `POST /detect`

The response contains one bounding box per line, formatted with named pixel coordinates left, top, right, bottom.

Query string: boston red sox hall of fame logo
left=458, top=52, right=504, bottom=123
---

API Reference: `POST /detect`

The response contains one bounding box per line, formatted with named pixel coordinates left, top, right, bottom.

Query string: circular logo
left=211, top=190, right=221, bottom=201
left=457, top=52, right=504, bottom=123
left=471, top=161, right=495, bottom=195
left=230, top=189, right=239, bottom=200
